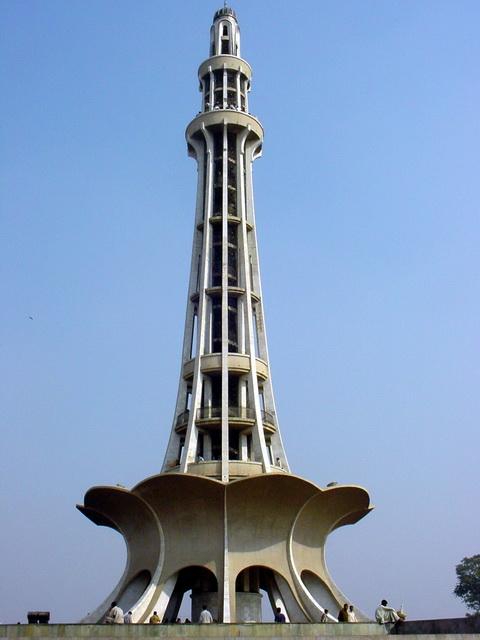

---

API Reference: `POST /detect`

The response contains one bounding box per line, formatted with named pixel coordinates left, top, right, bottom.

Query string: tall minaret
left=78, top=7, right=372, bottom=624
left=162, top=6, right=289, bottom=483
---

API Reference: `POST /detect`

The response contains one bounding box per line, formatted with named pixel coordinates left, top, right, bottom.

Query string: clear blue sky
left=1, top=0, right=479, bottom=624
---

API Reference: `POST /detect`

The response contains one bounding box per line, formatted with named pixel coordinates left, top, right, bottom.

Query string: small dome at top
left=214, top=6, right=237, bottom=22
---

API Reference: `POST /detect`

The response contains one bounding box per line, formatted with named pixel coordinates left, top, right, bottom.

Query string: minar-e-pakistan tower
left=78, top=7, right=372, bottom=624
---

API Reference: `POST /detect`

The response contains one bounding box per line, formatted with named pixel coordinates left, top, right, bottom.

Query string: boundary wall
left=1, top=621, right=479, bottom=640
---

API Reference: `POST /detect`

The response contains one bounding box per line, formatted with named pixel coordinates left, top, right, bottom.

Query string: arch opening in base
left=235, top=565, right=303, bottom=623
left=162, top=566, right=218, bottom=624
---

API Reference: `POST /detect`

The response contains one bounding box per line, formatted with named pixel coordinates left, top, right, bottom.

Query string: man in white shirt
left=375, top=600, right=399, bottom=624
left=347, top=605, right=357, bottom=622
left=199, top=605, right=213, bottom=623
left=105, top=602, right=124, bottom=624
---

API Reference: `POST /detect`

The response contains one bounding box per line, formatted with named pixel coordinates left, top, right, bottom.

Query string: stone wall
left=393, top=617, right=480, bottom=635
left=0, top=622, right=478, bottom=640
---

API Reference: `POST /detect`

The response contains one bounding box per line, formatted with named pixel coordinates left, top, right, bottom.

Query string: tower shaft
left=162, top=7, right=288, bottom=482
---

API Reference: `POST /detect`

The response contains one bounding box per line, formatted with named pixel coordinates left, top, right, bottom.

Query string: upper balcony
left=175, top=406, right=276, bottom=433
left=198, top=55, right=252, bottom=83
left=182, top=353, right=269, bottom=381
left=186, top=110, right=263, bottom=146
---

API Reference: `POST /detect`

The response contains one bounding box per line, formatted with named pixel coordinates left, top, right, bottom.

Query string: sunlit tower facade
left=78, top=7, right=372, bottom=624
left=161, top=6, right=288, bottom=483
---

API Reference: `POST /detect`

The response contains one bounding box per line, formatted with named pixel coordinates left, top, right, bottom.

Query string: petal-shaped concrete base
left=77, top=472, right=372, bottom=623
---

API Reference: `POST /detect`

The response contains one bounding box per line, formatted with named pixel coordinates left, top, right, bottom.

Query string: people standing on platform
left=149, top=611, right=161, bottom=624
left=105, top=602, right=124, bottom=624
left=347, top=605, right=357, bottom=622
left=338, top=603, right=349, bottom=622
left=375, top=600, right=400, bottom=624
left=123, top=611, right=133, bottom=624
left=320, top=609, right=330, bottom=622
left=274, top=607, right=286, bottom=622
left=199, top=605, right=213, bottom=623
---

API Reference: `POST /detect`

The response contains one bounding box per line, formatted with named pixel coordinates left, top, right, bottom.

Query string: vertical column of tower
left=161, top=7, right=289, bottom=480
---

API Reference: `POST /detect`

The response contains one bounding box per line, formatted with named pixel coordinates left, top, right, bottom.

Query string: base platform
left=1, top=621, right=479, bottom=640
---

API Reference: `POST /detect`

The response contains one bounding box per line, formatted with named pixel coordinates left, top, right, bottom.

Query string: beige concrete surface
left=77, top=474, right=372, bottom=624
left=1, top=624, right=479, bottom=640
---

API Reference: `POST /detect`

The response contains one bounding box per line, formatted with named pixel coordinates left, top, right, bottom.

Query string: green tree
left=454, top=555, right=480, bottom=614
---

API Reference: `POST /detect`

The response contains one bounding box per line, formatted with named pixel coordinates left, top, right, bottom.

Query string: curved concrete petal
left=288, top=485, right=372, bottom=620
left=77, top=474, right=372, bottom=622
left=77, top=486, right=163, bottom=622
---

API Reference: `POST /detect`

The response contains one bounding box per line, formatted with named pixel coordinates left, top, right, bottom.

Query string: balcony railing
left=261, top=409, right=275, bottom=426
left=176, top=410, right=190, bottom=428
left=197, top=406, right=255, bottom=420
left=176, top=407, right=275, bottom=427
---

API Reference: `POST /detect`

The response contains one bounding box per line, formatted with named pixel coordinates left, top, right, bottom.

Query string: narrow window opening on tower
left=196, top=433, right=204, bottom=460
left=211, top=295, right=222, bottom=352
left=265, top=436, right=274, bottom=465
left=253, top=308, right=260, bottom=357
left=227, top=131, right=237, bottom=214
left=203, top=74, right=211, bottom=110
left=211, top=430, right=221, bottom=460
left=258, top=388, right=265, bottom=411
left=213, top=131, right=223, bottom=159
left=221, top=40, right=229, bottom=54
left=228, top=375, right=240, bottom=459
left=227, top=224, right=238, bottom=286
left=229, top=429, right=239, bottom=459
left=228, top=374, right=239, bottom=407
left=227, top=224, right=237, bottom=247
left=213, top=187, right=222, bottom=216
left=177, top=437, right=185, bottom=466
left=211, top=226, right=222, bottom=287
left=227, top=131, right=236, bottom=162
left=227, top=224, right=238, bottom=284
left=249, top=255, right=254, bottom=290
left=228, top=296, right=238, bottom=351
left=223, top=24, right=228, bottom=36
left=212, top=132, right=223, bottom=215
left=196, top=254, right=201, bottom=291
left=227, top=159, right=236, bottom=184
left=227, top=90, right=236, bottom=108
left=213, top=70, right=223, bottom=108
left=211, top=375, right=221, bottom=407
left=240, top=75, right=248, bottom=112
left=190, top=309, right=198, bottom=358
left=228, top=186, right=237, bottom=216
left=228, top=247, right=238, bottom=287
left=227, top=71, right=236, bottom=89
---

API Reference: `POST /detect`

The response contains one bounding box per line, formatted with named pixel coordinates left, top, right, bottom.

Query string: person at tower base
left=148, top=611, right=160, bottom=624
left=104, top=602, right=124, bottom=624
left=338, top=603, right=349, bottom=622
left=199, top=605, right=213, bottom=624
left=274, top=607, right=286, bottom=623
left=320, top=609, right=330, bottom=622
left=375, top=600, right=400, bottom=624
left=348, top=605, right=357, bottom=622
left=123, top=611, right=133, bottom=624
